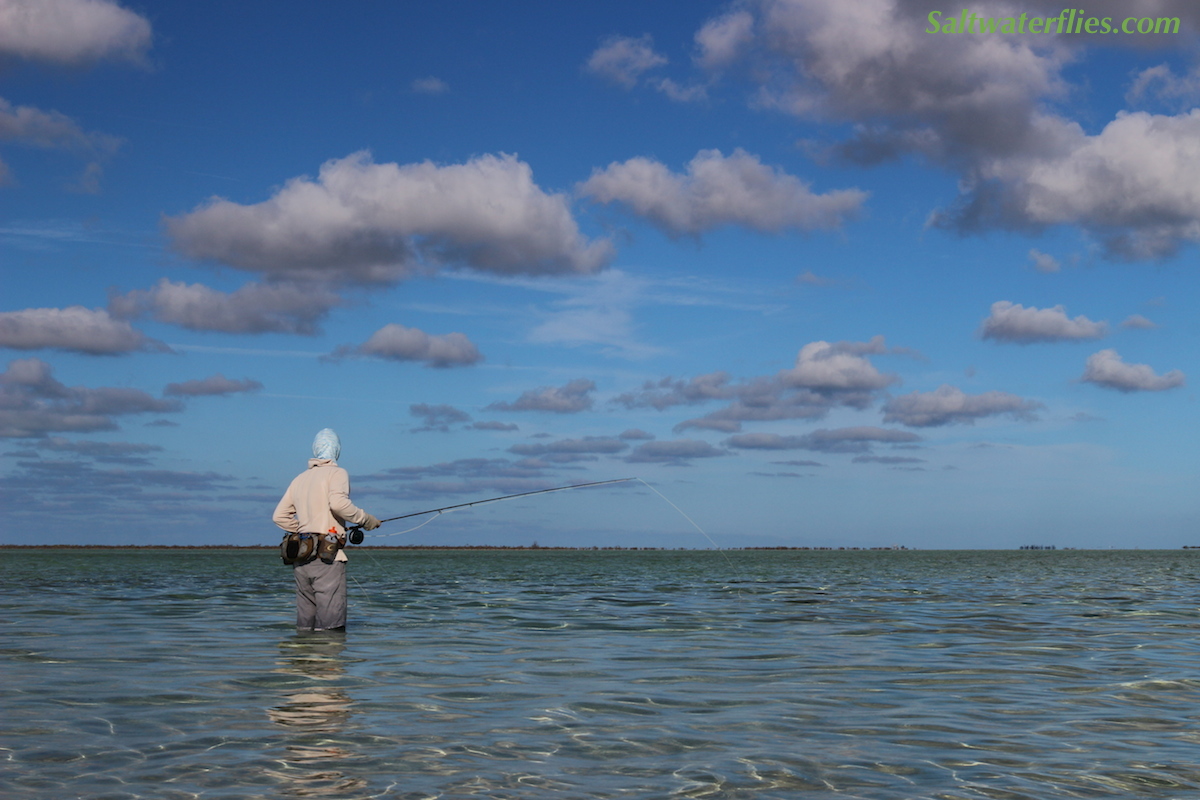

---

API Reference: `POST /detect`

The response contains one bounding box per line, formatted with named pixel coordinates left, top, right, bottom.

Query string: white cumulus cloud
left=0, top=97, right=120, bottom=154
left=979, top=301, right=1107, bottom=343
left=585, top=34, right=668, bottom=88
left=746, top=0, right=1073, bottom=160
left=941, top=110, right=1200, bottom=259
left=341, top=323, right=482, bottom=368
left=779, top=337, right=896, bottom=392
left=410, top=403, right=472, bottom=433
left=1080, top=349, right=1184, bottom=392
left=109, top=279, right=342, bottom=336
left=691, top=0, right=1200, bottom=259
left=1121, top=314, right=1158, bottom=330
left=0, top=306, right=165, bottom=354
left=166, top=151, right=613, bottom=284
left=486, top=378, right=596, bottom=414
left=694, top=10, right=755, bottom=69
left=882, top=385, right=1043, bottom=427
left=580, top=148, right=867, bottom=237
left=0, top=357, right=180, bottom=438
left=0, top=98, right=122, bottom=191
left=620, top=337, right=903, bottom=433
left=0, top=0, right=151, bottom=65
left=1028, top=249, right=1061, bottom=273
left=1126, top=62, right=1200, bottom=111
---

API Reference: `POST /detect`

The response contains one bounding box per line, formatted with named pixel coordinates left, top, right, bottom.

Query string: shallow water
left=5, top=548, right=1200, bottom=799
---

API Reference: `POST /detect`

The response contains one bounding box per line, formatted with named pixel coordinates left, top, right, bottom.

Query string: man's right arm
left=272, top=486, right=301, bottom=532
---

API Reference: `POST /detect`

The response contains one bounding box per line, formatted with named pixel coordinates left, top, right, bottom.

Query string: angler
left=273, top=428, right=381, bottom=632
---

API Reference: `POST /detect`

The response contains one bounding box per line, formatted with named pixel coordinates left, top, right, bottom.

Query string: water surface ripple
left=4, top=548, right=1200, bottom=799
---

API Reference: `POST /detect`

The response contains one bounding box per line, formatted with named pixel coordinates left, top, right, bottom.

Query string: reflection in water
left=266, top=631, right=368, bottom=797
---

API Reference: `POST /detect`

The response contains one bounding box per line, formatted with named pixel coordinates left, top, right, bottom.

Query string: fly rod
left=345, top=477, right=635, bottom=543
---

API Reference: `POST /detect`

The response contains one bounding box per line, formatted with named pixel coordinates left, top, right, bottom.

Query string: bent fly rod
left=345, top=477, right=635, bottom=544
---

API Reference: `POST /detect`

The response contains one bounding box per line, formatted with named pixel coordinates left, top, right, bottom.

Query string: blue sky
left=2, top=0, right=1197, bottom=549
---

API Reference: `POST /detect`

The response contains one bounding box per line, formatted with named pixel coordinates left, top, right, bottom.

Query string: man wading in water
left=273, top=428, right=380, bottom=631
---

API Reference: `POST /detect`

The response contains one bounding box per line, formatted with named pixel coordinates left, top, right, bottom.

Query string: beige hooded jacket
left=272, top=458, right=373, bottom=562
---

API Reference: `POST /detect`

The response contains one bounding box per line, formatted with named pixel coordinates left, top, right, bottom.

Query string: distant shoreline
left=1, top=544, right=909, bottom=551
left=5, top=544, right=1197, bottom=551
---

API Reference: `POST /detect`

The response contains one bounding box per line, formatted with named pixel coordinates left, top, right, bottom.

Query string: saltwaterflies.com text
left=926, top=9, right=1180, bottom=35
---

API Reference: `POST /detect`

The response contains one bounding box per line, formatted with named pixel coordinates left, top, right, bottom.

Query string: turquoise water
left=4, top=548, right=1200, bottom=799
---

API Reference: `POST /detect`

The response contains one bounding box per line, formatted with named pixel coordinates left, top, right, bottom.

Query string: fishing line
left=345, top=477, right=637, bottom=543
left=349, top=569, right=374, bottom=610
left=634, top=478, right=720, bottom=550
left=344, top=479, right=637, bottom=607
left=369, top=512, right=444, bottom=538
left=347, top=475, right=742, bottom=588
left=635, top=477, right=745, bottom=591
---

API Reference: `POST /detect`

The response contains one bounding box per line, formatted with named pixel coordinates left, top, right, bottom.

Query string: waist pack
left=280, top=532, right=315, bottom=565
left=280, top=532, right=342, bottom=565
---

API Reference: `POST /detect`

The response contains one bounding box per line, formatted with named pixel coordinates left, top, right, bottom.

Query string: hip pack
left=280, top=532, right=316, bottom=565
left=280, top=532, right=343, bottom=565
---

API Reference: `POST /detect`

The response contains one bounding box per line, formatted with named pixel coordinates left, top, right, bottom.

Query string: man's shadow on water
left=265, top=631, right=367, bottom=797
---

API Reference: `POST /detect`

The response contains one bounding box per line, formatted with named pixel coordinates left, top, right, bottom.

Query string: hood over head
left=312, top=428, right=341, bottom=461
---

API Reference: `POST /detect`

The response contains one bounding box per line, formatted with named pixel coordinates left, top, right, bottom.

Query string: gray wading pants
left=293, top=559, right=347, bottom=630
